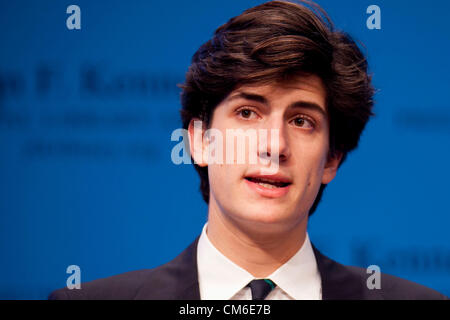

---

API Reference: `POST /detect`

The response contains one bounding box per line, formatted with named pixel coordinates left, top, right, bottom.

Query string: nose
left=258, top=117, right=290, bottom=163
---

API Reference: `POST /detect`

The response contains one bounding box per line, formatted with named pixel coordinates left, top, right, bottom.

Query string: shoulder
left=331, top=263, right=447, bottom=300
left=348, top=266, right=448, bottom=300
left=312, top=245, right=447, bottom=300
left=49, top=237, right=200, bottom=300
left=48, top=269, right=157, bottom=300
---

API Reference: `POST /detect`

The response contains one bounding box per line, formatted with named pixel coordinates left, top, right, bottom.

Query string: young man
left=50, top=1, right=447, bottom=300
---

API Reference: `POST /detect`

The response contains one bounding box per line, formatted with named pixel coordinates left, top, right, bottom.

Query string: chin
left=235, top=204, right=295, bottom=225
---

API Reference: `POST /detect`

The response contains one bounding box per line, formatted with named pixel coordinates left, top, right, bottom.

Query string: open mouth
left=245, top=177, right=291, bottom=189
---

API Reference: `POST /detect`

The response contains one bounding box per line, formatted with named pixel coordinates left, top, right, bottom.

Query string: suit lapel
left=172, top=237, right=201, bottom=300
left=134, top=236, right=201, bottom=300
left=312, top=244, right=367, bottom=299
left=173, top=237, right=201, bottom=300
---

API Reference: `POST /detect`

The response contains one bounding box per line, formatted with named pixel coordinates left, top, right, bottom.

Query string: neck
left=206, top=201, right=308, bottom=278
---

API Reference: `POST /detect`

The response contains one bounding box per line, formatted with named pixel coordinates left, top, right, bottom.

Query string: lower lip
left=244, top=179, right=291, bottom=198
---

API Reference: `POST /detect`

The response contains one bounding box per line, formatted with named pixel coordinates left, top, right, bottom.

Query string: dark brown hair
left=179, top=0, right=375, bottom=216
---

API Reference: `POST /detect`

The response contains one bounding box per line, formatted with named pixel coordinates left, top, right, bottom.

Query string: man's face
left=189, top=75, right=342, bottom=233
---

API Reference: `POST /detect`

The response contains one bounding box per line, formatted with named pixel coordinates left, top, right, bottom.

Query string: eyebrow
left=226, top=92, right=327, bottom=119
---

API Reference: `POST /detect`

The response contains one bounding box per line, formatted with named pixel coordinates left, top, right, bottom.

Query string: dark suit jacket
left=49, top=236, right=448, bottom=300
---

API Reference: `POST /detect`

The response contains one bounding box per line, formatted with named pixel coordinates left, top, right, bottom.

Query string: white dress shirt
left=197, top=223, right=322, bottom=300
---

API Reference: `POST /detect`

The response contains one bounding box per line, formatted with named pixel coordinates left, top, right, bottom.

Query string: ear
left=188, top=118, right=208, bottom=167
left=321, top=151, right=343, bottom=184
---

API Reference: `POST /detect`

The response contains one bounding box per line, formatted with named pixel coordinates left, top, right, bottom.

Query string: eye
left=236, top=107, right=259, bottom=120
left=291, top=116, right=315, bottom=129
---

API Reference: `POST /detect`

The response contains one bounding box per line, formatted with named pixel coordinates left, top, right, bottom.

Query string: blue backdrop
left=1, top=0, right=449, bottom=299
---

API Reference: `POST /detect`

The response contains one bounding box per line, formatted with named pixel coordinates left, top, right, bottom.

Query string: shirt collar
left=266, top=231, right=321, bottom=300
left=197, top=223, right=254, bottom=300
left=197, top=222, right=321, bottom=300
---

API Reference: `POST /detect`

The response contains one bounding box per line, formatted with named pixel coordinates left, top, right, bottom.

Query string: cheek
left=208, top=163, right=223, bottom=184
left=291, top=141, right=328, bottom=184
left=208, top=163, right=233, bottom=191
